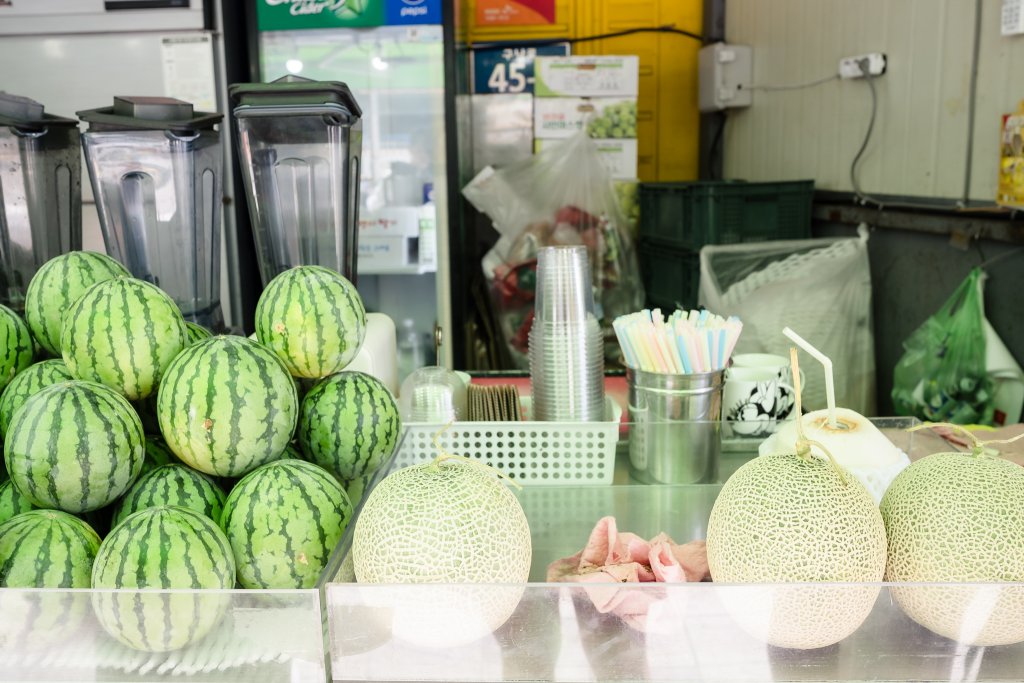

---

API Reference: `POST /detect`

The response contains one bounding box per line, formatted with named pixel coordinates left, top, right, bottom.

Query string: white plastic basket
left=396, top=396, right=623, bottom=485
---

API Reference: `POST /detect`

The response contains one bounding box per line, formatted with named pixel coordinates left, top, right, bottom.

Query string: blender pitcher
left=78, top=97, right=224, bottom=329
left=0, top=93, right=82, bottom=311
left=230, top=76, right=362, bottom=285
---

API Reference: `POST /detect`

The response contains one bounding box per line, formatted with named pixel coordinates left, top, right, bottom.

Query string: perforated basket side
left=397, top=399, right=622, bottom=486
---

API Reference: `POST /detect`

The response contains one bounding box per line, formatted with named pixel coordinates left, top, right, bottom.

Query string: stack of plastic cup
left=529, top=246, right=606, bottom=422
left=399, top=366, right=467, bottom=423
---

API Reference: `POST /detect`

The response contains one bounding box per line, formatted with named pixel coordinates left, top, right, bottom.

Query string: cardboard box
left=534, top=97, right=637, bottom=139
left=534, top=56, right=640, bottom=98
left=357, top=206, right=437, bottom=272
left=358, top=207, right=423, bottom=239
left=534, top=137, right=638, bottom=180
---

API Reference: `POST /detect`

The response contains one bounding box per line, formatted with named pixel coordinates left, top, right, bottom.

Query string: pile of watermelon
left=0, top=253, right=402, bottom=652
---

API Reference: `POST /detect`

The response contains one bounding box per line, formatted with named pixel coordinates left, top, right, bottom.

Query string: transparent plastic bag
left=464, top=133, right=644, bottom=368
left=699, top=228, right=875, bottom=414
left=892, top=268, right=995, bottom=425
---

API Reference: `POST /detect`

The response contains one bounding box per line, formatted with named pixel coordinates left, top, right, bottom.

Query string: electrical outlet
left=838, top=53, right=887, bottom=79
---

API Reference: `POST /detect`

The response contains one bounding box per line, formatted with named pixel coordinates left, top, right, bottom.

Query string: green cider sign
left=258, top=0, right=386, bottom=30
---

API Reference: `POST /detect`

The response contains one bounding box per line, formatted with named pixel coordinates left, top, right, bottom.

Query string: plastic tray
left=398, top=397, right=624, bottom=486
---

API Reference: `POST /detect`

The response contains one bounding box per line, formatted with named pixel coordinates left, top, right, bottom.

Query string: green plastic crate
left=638, top=242, right=700, bottom=311
left=638, top=180, right=814, bottom=251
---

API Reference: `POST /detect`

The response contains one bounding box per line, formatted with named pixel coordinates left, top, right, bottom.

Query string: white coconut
left=881, top=450, right=1024, bottom=646
left=353, top=459, right=532, bottom=648
left=706, top=452, right=887, bottom=649
left=759, top=408, right=910, bottom=503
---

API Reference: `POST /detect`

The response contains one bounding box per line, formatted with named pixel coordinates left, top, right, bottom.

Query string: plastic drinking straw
left=676, top=331, right=693, bottom=373
left=783, top=326, right=837, bottom=427
left=613, top=320, right=639, bottom=368
left=654, top=316, right=682, bottom=373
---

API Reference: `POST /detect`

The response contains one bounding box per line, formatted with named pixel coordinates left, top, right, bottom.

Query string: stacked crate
left=636, top=180, right=815, bottom=310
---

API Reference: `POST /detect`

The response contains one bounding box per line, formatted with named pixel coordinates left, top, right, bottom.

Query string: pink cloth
left=546, top=517, right=710, bottom=629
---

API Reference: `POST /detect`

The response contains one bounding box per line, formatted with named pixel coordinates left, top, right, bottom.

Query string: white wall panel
left=724, top=0, right=1017, bottom=202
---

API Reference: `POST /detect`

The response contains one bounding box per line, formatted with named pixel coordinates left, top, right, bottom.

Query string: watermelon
left=0, top=479, right=37, bottom=525
left=0, top=510, right=101, bottom=651
left=221, top=459, right=352, bottom=589
left=0, top=305, right=34, bottom=393
left=157, top=336, right=298, bottom=478
left=91, top=505, right=235, bottom=652
left=5, top=380, right=145, bottom=513
left=112, top=464, right=226, bottom=528
left=255, top=265, right=367, bottom=379
left=298, top=371, right=400, bottom=482
left=0, top=509, right=100, bottom=587
left=140, top=434, right=177, bottom=475
left=61, top=277, right=188, bottom=400
left=0, top=359, right=75, bottom=438
left=185, top=321, right=213, bottom=345
left=24, top=251, right=129, bottom=357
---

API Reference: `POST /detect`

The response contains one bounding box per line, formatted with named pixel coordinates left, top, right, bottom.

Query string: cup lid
left=229, top=75, right=362, bottom=120
left=0, top=92, right=77, bottom=129
left=77, top=96, right=222, bottom=132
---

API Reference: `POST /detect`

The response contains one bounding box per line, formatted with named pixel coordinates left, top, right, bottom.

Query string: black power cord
left=465, top=25, right=703, bottom=51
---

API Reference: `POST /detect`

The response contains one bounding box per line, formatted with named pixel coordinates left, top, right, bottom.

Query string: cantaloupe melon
left=706, top=452, right=887, bottom=649
left=353, top=458, right=532, bottom=647
left=881, top=450, right=1024, bottom=646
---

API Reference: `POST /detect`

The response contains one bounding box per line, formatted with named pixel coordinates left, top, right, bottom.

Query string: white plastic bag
left=699, top=226, right=875, bottom=414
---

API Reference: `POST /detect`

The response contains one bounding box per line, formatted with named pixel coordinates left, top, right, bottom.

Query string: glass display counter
left=2, top=416, right=998, bottom=682
left=324, top=416, right=1024, bottom=683
left=0, top=589, right=327, bottom=682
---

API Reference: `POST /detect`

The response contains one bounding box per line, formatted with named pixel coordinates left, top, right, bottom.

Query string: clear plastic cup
left=399, top=366, right=467, bottom=423
left=533, top=246, right=596, bottom=325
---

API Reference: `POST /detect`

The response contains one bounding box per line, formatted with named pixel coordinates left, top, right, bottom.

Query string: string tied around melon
left=907, top=421, right=1024, bottom=458
left=788, top=347, right=850, bottom=486
left=429, top=422, right=523, bottom=490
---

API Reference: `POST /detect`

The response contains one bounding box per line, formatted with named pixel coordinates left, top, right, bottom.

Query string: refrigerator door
left=258, top=23, right=452, bottom=374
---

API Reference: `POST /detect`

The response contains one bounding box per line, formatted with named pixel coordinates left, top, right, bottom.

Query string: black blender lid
left=0, top=92, right=78, bottom=129
left=77, top=96, right=222, bottom=132
left=229, top=75, right=362, bottom=119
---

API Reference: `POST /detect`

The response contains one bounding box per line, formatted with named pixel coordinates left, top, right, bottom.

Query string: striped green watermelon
left=140, top=434, right=178, bottom=475
left=298, top=371, right=401, bottom=482
left=0, top=305, right=34, bottom=393
left=0, top=359, right=75, bottom=438
left=157, top=337, right=298, bottom=478
left=0, top=480, right=37, bottom=525
left=5, top=380, right=145, bottom=513
left=0, top=509, right=100, bottom=587
left=255, top=265, right=367, bottom=379
left=24, top=251, right=129, bottom=357
left=112, top=464, right=226, bottom=528
left=220, top=459, right=352, bottom=589
left=61, top=278, right=188, bottom=400
left=343, top=473, right=376, bottom=506
left=185, top=321, right=213, bottom=345
left=91, top=505, right=235, bottom=652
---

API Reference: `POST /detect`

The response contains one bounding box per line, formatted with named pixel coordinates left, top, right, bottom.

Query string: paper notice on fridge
left=160, top=33, right=217, bottom=111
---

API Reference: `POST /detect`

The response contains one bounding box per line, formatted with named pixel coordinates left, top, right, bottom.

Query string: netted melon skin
left=353, top=462, right=532, bottom=647
left=881, top=452, right=1024, bottom=646
left=707, top=453, right=887, bottom=649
